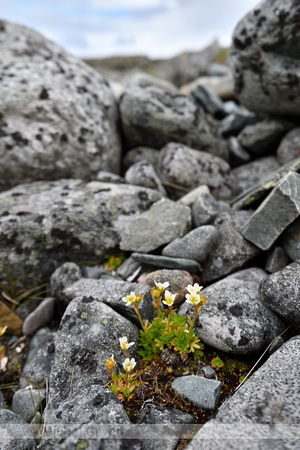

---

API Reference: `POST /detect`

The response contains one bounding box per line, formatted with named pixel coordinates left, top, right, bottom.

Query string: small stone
left=265, top=247, right=290, bottom=273
left=172, top=375, right=222, bottom=410
left=22, top=298, right=55, bottom=335
left=12, top=388, right=46, bottom=423
left=269, top=336, right=285, bottom=355
left=281, top=216, right=300, bottom=261
left=162, top=226, right=218, bottom=263
left=200, top=366, right=217, bottom=380
left=132, top=253, right=201, bottom=273
left=81, top=265, right=106, bottom=279
left=125, top=160, right=167, bottom=196
left=120, top=198, right=191, bottom=253
left=242, top=171, right=300, bottom=251
left=227, top=136, right=251, bottom=168
left=191, top=84, right=226, bottom=118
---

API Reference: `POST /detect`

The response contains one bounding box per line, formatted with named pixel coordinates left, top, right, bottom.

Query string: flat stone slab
left=242, top=171, right=300, bottom=250
left=120, top=198, right=191, bottom=253
left=172, top=375, right=222, bottom=410
left=132, top=253, right=201, bottom=273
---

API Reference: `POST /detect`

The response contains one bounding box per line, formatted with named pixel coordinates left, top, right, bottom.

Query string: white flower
left=185, top=292, right=201, bottom=306
left=162, top=290, right=177, bottom=306
left=186, top=283, right=203, bottom=295
left=122, top=292, right=137, bottom=306
left=119, top=336, right=135, bottom=351
left=123, top=357, right=136, bottom=373
left=154, top=281, right=170, bottom=292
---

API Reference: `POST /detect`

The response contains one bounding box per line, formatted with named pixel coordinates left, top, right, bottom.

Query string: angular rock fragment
left=242, top=171, right=300, bottom=250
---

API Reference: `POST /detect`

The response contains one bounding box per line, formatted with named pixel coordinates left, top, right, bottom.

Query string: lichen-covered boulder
left=179, top=268, right=286, bottom=355
left=0, top=179, right=162, bottom=289
left=230, top=0, right=300, bottom=116
left=0, top=20, right=121, bottom=191
left=119, top=84, right=228, bottom=160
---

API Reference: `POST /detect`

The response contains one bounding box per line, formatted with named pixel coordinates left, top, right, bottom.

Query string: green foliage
left=104, top=252, right=126, bottom=271
left=211, top=356, right=224, bottom=370
left=138, top=310, right=204, bottom=361
left=108, top=372, right=139, bottom=401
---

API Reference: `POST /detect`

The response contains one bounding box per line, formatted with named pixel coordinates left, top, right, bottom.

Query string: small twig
left=161, top=181, right=190, bottom=192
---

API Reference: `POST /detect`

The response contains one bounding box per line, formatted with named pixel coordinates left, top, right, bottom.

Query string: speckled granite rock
left=230, top=0, right=300, bottom=117
left=0, top=20, right=121, bottom=191
left=179, top=268, right=286, bottom=354
left=186, top=337, right=300, bottom=449
left=119, top=84, right=228, bottom=160
left=260, top=261, right=300, bottom=332
left=49, top=296, right=140, bottom=409
left=0, top=179, right=162, bottom=289
left=157, top=142, right=233, bottom=200
left=0, top=409, right=35, bottom=450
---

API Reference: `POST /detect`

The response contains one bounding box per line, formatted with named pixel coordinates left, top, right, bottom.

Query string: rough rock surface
left=0, top=409, right=35, bottom=450
left=277, top=127, right=300, bottom=165
left=186, top=337, right=300, bottom=449
left=179, top=268, right=286, bottom=354
left=0, top=179, right=162, bottom=288
left=259, top=261, right=300, bottom=332
left=172, top=376, right=222, bottom=410
left=49, top=296, right=140, bottom=409
left=12, top=388, right=46, bottom=423
left=162, top=225, right=218, bottom=263
left=157, top=142, right=233, bottom=200
left=230, top=0, right=300, bottom=117
left=201, top=211, right=261, bottom=284
left=120, top=198, right=191, bottom=253
left=119, top=85, right=228, bottom=159
left=22, top=297, right=55, bottom=335
left=0, top=20, right=121, bottom=191
left=242, top=171, right=300, bottom=250
left=125, top=160, right=167, bottom=195
left=280, top=216, right=300, bottom=261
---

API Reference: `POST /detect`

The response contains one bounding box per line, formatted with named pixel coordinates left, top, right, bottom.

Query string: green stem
left=187, top=305, right=201, bottom=338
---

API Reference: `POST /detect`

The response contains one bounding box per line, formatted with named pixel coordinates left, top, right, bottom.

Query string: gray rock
left=123, top=146, right=160, bottom=172
left=265, top=247, right=290, bottom=273
left=206, top=63, right=232, bottom=77
left=269, top=336, right=285, bottom=355
left=162, top=225, right=218, bottom=263
left=116, top=256, right=141, bottom=281
left=22, top=298, right=55, bottom=335
left=231, top=156, right=280, bottom=196
left=15, top=298, right=42, bottom=322
left=0, top=409, right=35, bottom=450
left=0, top=21, right=121, bottom=191
left=126, top=72, right=179, bottom=94
left=179, top=268, right=286, bottom=354
left=281, top=216, right=300, bottom=261
left=19, top=328, right=56, bottom=388
left=0, top=390, right=6, bottom=409
left=95, top=171, right=125, bottom=184
left=231, top=157, right=300, bottom=210
left=201, top=211, right=261, bottom=284
left=217, top=113, right=259, bottom=137
left=191, top=186, right=219, bottom=226
left=125, top=160, right=167, bottom=196
left=172, top=375, right=222, bottom=410
left=242, top=171, right=300, bottom=250
left=230, top=0, right=300, bottom=117
left=237, top=119, right=293, bottom=154
left=186, top=338, right=300, bottom=449
left=277, top=127, right=300, bottom=165
left=81, top=265, right=107, bottom=279
left=191, top=84, right=226, bottom=118
left=0, top=180, right=162, bottom=289
left=227, top=136, right=251, bottom=168
left=49, top=262, right=82, bottom=303
left=43, top=384, right=132, bottom=448
left=259, top=261, right=300, bottom=332
left=180, top=74, right=235, bottom=101
left=200, top=366, right=216, bottom=380
left=120, top=198, right=191, bottom=253
left=49, top=297, right=140, bottom=409
left=140, top=403, right=194, bottom=424
left=132, top=253, right=201, bottom=273
left=62, top=277, right=155, bottom=326
left=12, top=388, right=46, bottom=423
left=157, top=142, right=233, bottom=201
left=119, top=85, right=228, bottom=160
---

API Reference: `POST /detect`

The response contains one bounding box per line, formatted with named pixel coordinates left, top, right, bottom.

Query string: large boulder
left=0, top=20, right=121, bottom=191
left=230, top=0, right=300, bottom=117
left=119, top=85, right=228, bottom=160
left=0, top=179, right=162, bottom=289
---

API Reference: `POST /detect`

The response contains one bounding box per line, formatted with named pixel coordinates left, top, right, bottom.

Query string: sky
left=1, top=0, right=261, bottom=59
